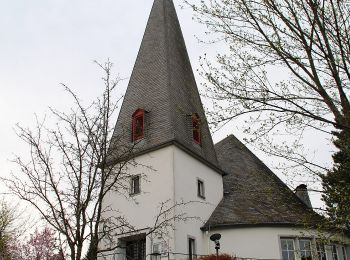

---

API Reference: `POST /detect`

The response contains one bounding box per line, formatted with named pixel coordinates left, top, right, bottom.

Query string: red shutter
left=192, top=114, right=201, bottom=144
left=132, top=110, right=145, bottom=141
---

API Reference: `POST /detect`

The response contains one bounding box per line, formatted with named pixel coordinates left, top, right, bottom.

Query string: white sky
left=0, top=0, right=332, bottom=208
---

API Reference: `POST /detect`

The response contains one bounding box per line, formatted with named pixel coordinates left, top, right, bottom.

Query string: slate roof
left=108, top=0, right=219, bottom=169
left=108, top=0, right=321, bottom=229
left=202, top=135, right=322, bottom=230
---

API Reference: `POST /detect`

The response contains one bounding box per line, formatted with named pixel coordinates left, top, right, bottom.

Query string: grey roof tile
left=203, top=135, right=322, bottom=229
left=108, top=0, right=321, bottom=229
left=108, top=0, right=218, bottom=168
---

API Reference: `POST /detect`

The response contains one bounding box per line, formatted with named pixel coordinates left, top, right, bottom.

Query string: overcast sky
left=0, top=0, right=226, bottom=195
left=0, top=0, right=331, bottom=207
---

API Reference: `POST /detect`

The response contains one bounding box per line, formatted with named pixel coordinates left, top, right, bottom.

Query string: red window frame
left=192, top=113, right=201, bottom=145
left=132, top=109, right=145, bottom=142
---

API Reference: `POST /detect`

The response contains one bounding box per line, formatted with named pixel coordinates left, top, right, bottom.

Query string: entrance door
left=126, top=238, right=146, bottom=260
left=188, top=238, right=196, bottom=260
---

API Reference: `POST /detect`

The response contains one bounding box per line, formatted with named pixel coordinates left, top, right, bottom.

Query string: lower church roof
left=202, top=135, right=322, bottom=230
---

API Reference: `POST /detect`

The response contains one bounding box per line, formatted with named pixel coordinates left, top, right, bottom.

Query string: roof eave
left=106, top=139, right=227, bottom=176
left=200, top=222, right=317, bottom=231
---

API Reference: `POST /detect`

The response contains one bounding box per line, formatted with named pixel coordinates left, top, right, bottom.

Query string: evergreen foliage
left=0, top=200, right=18, bottom=260
left=322, top=127, right=350, bottom=232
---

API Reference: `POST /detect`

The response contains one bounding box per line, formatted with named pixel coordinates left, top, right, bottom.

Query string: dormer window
left=132, top=109, right=145, bottom=142
left=192, top=113, right=201, bottom=145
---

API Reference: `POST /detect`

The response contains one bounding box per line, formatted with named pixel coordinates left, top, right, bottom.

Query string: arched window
left=132, top=109, right=145, bottom=142
left=192, top=113, right=201, bottom=145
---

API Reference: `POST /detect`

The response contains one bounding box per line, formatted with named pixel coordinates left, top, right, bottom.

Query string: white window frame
left=316, top=242, right=327, bottom=260
left=299, top=239, right=313, bottom=260
left=342, top=246, right=348, bottom=260
left=280, top=237, right=322, bottom=260
left=281, top=238, right=296, bottom=260
left=331, top=245, right=339, bottom=260
left=280, top=237, right=349, bottom=260
left=152, top=243, right=160, bottom=253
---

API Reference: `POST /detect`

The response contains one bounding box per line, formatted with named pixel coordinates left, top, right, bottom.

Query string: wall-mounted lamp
left=210, top=233, right=221, bottom=260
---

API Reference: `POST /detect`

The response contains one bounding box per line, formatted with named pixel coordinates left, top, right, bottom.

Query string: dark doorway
left=188, top=238, right=196, bottom=260
left=125, top=238, right=146, bottom=260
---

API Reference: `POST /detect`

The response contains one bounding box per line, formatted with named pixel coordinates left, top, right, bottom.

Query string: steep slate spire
left=109, top=0, right=219, bottom=168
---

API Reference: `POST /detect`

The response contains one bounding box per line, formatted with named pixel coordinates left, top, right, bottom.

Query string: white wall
left=173, top=146, right=224, bottom=258
left=100, top=146, right=176, bottom=259
left=100, top=145, right=225, bottom=259
left=99, top=145, right=350, bottom=260
left=103, top=145, right=176, bottom=228
left=205, top=227, right=350, bottom=260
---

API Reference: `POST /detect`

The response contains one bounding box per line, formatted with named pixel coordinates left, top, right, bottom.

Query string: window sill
left=130, top=192, right=141, bottom=197
left=193, top=141, right=202, bottom=146
left=132, top=138, right=145, bottom=145
left=197, top=195, right=206, bottom=200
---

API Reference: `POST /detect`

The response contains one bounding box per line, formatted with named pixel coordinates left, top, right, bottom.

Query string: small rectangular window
left=281, top=238, right=296, bottom=260
left=151, top=244, right=161, bottom=260
left=132, top=109, right=145, bottom=142
left=153, top=244, right=160, bottom=253
left=130, top=175, right=140, bottom=195
left=197, top=179, right=205, bottom=199
left=332, top=245, right=339, bottom=260
left=342, top=246, right=347, bottom=260
left=316, top=242, right=327, bottom=260
left=188, top=238, right=196, bottom=260
left=192, top=114, right=201, bottom=145
left=299, top=239, right=312, bottom=260
left=134, top=116, right=144, bottom=139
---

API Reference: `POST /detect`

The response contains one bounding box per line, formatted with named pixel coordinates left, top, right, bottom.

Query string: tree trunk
left=85, top=236, right=99, bottom=260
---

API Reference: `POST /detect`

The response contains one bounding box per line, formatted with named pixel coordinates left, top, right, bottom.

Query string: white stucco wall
left=205, top=227, right=350, bottom=260
left=100, top=146, right=176, bottom=259
left=172, top=146, right=224, bottom=258
left=99, top=144, right=350, bottom=260
left=100, top=145, right=224, bottom=259
left=103, top=145, right=175, bottom=229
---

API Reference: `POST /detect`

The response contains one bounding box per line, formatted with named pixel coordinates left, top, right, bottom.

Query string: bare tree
left=184, top=0, right=350, bottom=178
left=2, top=61, right=139, bottom=260
left=3, top=61, right=200, bottom=260
left=183, top=0, right=350, bottom=230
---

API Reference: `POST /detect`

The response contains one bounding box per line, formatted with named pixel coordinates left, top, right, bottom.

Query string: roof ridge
left=164, top=0, right=176, bottom=140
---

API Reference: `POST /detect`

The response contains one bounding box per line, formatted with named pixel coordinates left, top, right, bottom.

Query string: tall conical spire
left=109, top=0, right=219, bottom=168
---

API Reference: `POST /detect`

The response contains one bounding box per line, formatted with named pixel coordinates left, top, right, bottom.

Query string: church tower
left=99, top=1, right=350, bottom=260
left=100, top=0, right=224, bottom=259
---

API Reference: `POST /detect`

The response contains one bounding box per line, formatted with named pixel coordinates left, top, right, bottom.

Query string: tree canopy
left=3, top=61, right=198, bottom=259
left=0, top=200, right=24, bottom=260
left=2, top=61, right=133, bottom=260
left=185, top=0, right=350, bottom=230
